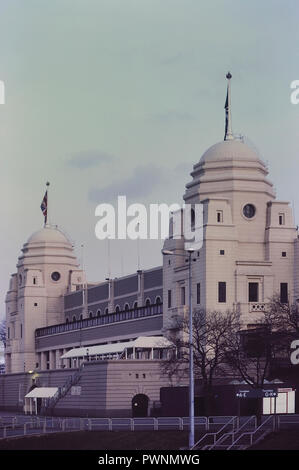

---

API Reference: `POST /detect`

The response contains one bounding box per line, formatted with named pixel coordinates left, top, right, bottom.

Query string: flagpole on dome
left=40, top=182, right=50, bottom=228
left=224, top=72, right=234, bottom=141
left=45, top=181, right=50, bottom=227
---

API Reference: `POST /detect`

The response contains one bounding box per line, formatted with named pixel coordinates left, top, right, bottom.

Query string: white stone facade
left=5, top=226, right=84, bottom=373
left=163, top=139, right=298, bottom=332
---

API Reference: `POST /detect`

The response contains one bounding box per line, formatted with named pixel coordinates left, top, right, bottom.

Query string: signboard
left=236, top=389, right=278, bottom=399
left=71, top=386, right=82, bottom=396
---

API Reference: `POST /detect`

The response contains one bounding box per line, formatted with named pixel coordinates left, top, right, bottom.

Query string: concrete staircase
left=41, top=367, right=82, bottom=415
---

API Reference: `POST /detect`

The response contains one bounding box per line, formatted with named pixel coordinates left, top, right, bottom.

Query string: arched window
left=155, top=296, right=162, bottom=305
left=72, top=316, right=76, bottom=322
left=66, top=318, right=69, bottom=324
left=115, top=305, right=120, bottom=314
left=133, top=301, right=138, bottom=310
left=145, top=298, right=151, bottom=307
left=124, top=303, right=130, bottom=311
left=105, top=307, right=109, bottom=315
left=89, top=311, right=93, bottom=318
left=79, top=314, right=83, bottom=320
left=97, top=309, right=101, bottom=317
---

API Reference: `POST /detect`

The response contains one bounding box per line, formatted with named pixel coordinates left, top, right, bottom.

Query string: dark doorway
left=132, top=394, right=149, bottom=417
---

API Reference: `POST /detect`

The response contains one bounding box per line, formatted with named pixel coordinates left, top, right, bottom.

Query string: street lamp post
left=162, top=248, right=195, bottom=449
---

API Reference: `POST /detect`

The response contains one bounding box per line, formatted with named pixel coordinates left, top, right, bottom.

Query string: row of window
left=168, top=284, right=201, bottom=308
left=215, top=209, right=286, bottom=225
left=7, top=323, right=22, bottom=340
left=167, top=282, right=289, bottom=306
left=36, top=302, right=163, bottom=338
left=66, top=297, right=162, bottom=323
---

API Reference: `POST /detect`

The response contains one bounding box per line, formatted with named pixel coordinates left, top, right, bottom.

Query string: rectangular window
left=217, top=210, right=223, bottom=223
left=280, top=283, right=288, bottom=304
left=7, top=327, right=10, bottom=339
left=248, top=282, right=259, bottom=302
left=181, top=286, right=186, bottom=306
left=282, top=251, right=287, bottom=257
left=20, top=323, right=22, bottom=339
left=220, top=249, right=225, bottom=255
left=218, top=282, right=226, bottom=303
left=168, top=290, right=172, bottom=308
left=279, top=213, right=285, bottom=225
left=33, top=277, right=37, bottom=285
left=197, top=283, right=201, bottom=304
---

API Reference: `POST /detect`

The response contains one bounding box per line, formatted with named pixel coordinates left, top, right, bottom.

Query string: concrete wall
left=0, top=360, right=186, bottom=417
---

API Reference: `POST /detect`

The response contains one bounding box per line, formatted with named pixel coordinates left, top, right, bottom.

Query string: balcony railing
left=249, top=303, right=267, bottom=312
left=35, top=303, right=163, bottom=338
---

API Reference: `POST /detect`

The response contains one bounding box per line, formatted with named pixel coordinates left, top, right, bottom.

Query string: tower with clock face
left=162, top=75, right=298, bottom=332
left=163, top=137, right=297, bottom=331
left=5, top=225, right=84, bottom=373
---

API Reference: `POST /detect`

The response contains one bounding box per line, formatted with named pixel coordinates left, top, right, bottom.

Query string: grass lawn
left=250, top=431, right=299, bottom=450
left=0, top=430, right=200, bottom=450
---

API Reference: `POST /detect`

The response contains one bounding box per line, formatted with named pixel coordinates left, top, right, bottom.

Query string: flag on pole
left=40, top=191, right=48, bottom=224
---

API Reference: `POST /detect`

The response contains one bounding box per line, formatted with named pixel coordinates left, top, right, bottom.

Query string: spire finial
left=224, top=72, right=234, bottom=141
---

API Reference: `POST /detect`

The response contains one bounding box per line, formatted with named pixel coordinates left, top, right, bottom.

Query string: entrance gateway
left=132, top=394, right=149, bottom=417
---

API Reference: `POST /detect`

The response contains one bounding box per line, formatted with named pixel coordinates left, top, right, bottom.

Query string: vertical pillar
left=55, top=350, right=61, bottom=369
left=40, top=351, right=47, bottom=370
left=49, top=350, right=55, bottom=370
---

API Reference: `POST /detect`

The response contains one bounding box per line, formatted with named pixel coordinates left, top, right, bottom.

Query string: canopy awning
left=25, top=387, right=58, bottom=398
left=60, top=336, right=174, bottom=359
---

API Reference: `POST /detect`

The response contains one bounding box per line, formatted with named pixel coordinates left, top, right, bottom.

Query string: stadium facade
left=1, top=78, right=299, bottom=417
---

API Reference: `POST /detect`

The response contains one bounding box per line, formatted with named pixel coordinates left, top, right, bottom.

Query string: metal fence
left=1, top=414, right=299, bottom=441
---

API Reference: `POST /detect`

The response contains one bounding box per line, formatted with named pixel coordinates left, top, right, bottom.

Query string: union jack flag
left=40, top=191, right=48, bottom=224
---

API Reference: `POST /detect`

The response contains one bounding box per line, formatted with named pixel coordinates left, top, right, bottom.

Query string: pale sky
left=0, top=0, right=299, bottom=317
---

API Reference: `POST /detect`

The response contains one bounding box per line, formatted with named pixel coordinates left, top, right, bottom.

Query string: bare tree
left=0, top=319, right=6, bottom=348
left=264, top=295, right=299, bottom=337
left=225, top=325, right=273, bottom=388
left=225, top=302, right=295, bottom=422
left=162, top=309, right=240, bottom=415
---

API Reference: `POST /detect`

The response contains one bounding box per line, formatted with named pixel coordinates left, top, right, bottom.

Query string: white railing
left=1, top=414, right=299, bottom=441
left=208, top=415, right=257, bottom=450
left=249, top=303, right=267, bottom=312
left=228, top=415, right=274, bottom=450
left=191, top=416, right=238, bottom=450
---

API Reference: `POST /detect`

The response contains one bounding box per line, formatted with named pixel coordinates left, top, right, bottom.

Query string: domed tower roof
left=18, top=225, right=78, bottom=269
left=27, top=226, right=72, bottom=245
left=184, top=73, right=275, bottom=203
left=199, top=139, right=263, bottom=164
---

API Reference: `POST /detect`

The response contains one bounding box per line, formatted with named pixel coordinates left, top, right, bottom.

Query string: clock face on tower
left=243, top=204, right=256, bottom=219
left=51, top=271, right=61, bottom=282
